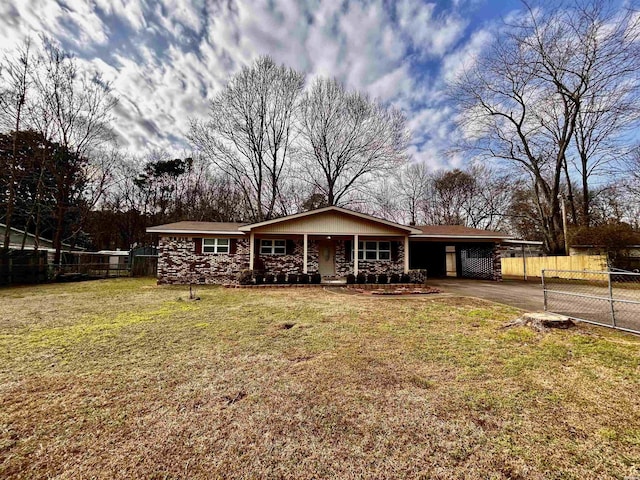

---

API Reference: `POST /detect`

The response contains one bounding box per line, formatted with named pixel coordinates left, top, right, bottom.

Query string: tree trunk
left=562, top=158, right=578, bottom=225
left=581, top=153, right=590, bottom=227
left=3, top=121, right=21, bottom=250
left=53, top=203, right=65, bottom=265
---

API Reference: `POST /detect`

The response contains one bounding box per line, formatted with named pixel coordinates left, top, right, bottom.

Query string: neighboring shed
left=0, top=223, right=77, bottom=262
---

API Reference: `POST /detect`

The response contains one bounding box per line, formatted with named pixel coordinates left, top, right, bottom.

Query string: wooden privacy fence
left=0, top=251, right=49, bottom=286
left=502, top=254, right=608, bottom=280
left=131, top=255, right=158, bottom=277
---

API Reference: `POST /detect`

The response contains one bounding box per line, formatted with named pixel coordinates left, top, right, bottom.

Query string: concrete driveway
left=426, top=278, right=544, bottom=311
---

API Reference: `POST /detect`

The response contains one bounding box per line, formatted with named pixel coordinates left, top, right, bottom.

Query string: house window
left=260, top=239, right=286, bottom=255
left=203, top=238, right=229, bottom=254
left=355, top=241, right=391, bottom=261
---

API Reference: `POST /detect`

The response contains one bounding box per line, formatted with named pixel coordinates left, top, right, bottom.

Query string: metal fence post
left=607, top=271, right=616, bottom=327
left=541, top=269, right=547, bottom=311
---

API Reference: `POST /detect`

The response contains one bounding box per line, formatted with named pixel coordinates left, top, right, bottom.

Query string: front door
left=318, top=241, right=336, bottom=276
left=445, top=245, right=457, bottom=277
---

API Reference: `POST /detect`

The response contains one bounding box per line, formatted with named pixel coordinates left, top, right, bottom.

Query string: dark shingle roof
left=413, top=225, right=511, bottom=238
left=146, top=221, right=246, bottom=233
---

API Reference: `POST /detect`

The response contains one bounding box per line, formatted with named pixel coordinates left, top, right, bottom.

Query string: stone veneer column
left=492, top=243, right=505, bottom=281
left=249, top=232, right=255, bottom=270
left=303, top=234, right=308, bottom=274
left=404, top=235, right=409, bottom=273
left=354, top=234, right=359, bottom=276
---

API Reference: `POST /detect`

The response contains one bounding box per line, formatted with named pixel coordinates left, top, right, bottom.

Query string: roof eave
left=503, top=239, right=544, bottom=245
left=146, top=228, right=245, bottom=235
left=410, top=234, right=513, bottom=240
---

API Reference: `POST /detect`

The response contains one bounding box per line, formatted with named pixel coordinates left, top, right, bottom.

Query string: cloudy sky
left=0, top=0, right=526, bottom=169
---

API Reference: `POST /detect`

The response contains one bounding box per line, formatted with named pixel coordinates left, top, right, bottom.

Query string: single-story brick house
left=147, top=206, right=511, bottom=285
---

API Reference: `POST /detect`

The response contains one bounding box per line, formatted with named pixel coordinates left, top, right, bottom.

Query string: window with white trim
left=260, top=239, right=286, bottom=255
left=354, top=241, right=391, bottom=260
left=203, top=238, right=229, bottom=254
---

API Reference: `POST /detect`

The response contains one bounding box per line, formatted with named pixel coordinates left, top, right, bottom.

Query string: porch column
left=354, top=234, right=359, bottom=276
left=249, top=232, right=255, bottom=270
left=404, top=235, right=410, bottom=274
left=303, top=234, right=308, bottom=274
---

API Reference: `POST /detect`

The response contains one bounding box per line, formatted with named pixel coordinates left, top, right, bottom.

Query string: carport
left=409, top=225, right=512, bottom=280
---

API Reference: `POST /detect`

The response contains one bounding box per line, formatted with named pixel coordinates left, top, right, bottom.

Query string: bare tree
left=425, top=168, right=475, bottom=226
left=33, top=41, right=117, bottom=263
left=413, top=165, right=515, bottom=230
left=567, top=2, right=640, bottom=226
left=453, top=0, right=640, bottom=253
left=616, top=146, right=640, bottom=230
left=189, top=56, right=304, bottom=222
left=369, top=177, right=401, bottom=223
left=0, top=40, right=33, bottom=250
left=463, top=164, right=515, bottom=231
left=393, top=161, right=430, bottom=225
left=626, top=147, right=640, bottom=198
left=587, top=182, right=639, bottom=228
left=298, top=78, right=409, bottom=206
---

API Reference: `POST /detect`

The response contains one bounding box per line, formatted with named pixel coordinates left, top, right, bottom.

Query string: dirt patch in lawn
left=0, top=278, right=639, bottom=479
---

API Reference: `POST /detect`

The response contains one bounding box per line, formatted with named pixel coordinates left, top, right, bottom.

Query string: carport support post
left=404, top=236, right=409, bottom=274
left=303, top=234, right=308, bottom=274
left=522, top=243, right=527, bottom=281
left=354, top=234, right=359, bottom=276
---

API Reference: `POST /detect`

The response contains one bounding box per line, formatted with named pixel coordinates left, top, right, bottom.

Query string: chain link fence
left=542, top=269, right=640, bottom=334
left=53, top=262, right=131, bottom=279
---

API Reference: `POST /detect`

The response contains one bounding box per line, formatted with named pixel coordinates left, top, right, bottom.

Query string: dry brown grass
left=0, top=278, right=639, bottom=479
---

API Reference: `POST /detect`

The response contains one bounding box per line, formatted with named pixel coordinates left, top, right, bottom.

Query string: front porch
left=247, top=234, right=410, bottom=280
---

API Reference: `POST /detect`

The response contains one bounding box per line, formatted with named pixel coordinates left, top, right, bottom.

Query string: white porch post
left=303, top=234, right=308, bottom=274
left=354, top=234, right=359, bottom=276
left=249, top=232, right=255, bottom=270
left=404, top=235, right=410, bottom=274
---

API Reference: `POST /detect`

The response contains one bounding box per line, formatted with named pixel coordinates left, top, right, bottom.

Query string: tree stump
left=501, top=312, right=575, bottom=332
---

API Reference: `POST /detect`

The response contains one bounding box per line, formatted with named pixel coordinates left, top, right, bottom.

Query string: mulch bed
left=357, top=286, right=442, bottom=296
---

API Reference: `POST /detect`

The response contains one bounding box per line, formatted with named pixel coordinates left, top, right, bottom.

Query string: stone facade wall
left=335, top=239, right=405, bottom=276
left=157, top=236, right=250, bottom=285
left=257, top=239, right=320, bottom=275
left=158, top=236, right=408, bottom=284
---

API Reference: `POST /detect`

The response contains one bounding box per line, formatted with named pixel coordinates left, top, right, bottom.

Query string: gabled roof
left=145, top=212, right=510, bottom=240
left=412, top=224, right=512, bottom=239
left=238, top=206, right=423, bottom=234
left=146, top=221, right=246, bottom=235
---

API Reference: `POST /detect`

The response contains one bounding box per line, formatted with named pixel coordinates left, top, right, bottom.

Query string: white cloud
left=441, top=28, right=492, bottom=85
left=396, top=0, right=468, bottom=57
left=0, top=0, right=505, bottom=170
left=95, top=0, right=147, bottom=32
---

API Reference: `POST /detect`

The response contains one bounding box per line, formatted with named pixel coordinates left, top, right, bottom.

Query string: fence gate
left=460, top=246, right=494, bottom=280
left=542, top=269, right=640, bottom=334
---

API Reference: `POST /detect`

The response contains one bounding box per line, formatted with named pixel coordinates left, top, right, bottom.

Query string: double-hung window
left=203, top=238, right=229, bottom=254
left=260, top=239, right=286, bottom=255
left=355, top=241, right=391, bottom=260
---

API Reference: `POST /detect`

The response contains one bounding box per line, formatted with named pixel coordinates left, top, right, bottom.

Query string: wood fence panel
left=0, top=251, right=49, bottom=285
left=502, top=255, right=608, bottom=279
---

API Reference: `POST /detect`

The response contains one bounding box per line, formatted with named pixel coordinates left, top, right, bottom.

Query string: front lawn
left=0, top=279, right=638, bottom=479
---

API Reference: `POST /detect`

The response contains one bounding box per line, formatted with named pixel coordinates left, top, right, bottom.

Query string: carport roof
left=412, top=225, right=512, bottom=239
